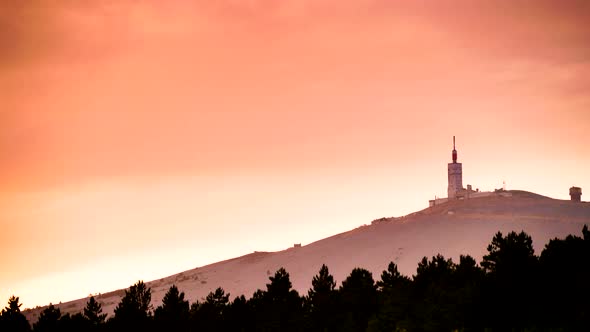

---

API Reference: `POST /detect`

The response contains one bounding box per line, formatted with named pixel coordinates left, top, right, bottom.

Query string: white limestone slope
left=24, top=191, right=590, bottom=322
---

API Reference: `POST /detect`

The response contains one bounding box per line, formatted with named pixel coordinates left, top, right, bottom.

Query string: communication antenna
left=452, top=136, right=457, bottom=163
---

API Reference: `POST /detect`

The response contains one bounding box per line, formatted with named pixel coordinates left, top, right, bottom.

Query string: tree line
left=2, top=225, right=589, bottom=331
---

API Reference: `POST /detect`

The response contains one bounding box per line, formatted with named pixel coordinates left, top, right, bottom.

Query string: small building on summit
left=429, top=138, right=583, bottom=208
left=570, top=187, right=582, bottom=202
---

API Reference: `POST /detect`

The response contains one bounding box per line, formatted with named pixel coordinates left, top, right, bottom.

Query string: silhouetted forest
left=2, top=226, right=589, bottom=332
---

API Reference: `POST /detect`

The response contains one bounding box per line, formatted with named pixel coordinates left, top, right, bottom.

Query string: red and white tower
left=447, top=136, right=463, bottom=199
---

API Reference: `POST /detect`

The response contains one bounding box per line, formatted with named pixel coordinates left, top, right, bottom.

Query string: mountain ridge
left=23, top=190, right=590, bottom=323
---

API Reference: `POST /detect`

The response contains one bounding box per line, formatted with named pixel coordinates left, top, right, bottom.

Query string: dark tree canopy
left=265, top=268, right=294, bottom=300
left=58, top=312, right=89, bottom=332
left=306, top=264, right=338, bottom=332
left=539, top=225, right=590, bottom=328
left=14, top=224, right=590, bottom=332
left=481, top=231, right=540, bottom=328
left=224, top=295, right=253, bottom=332
left=204, top=287, right=230, bottom=308
left=254, top=267, right=304, bottom=332
left=111, top=280, right=152, bottom=331
left=33, top=304, right=61, bottom=332
left=412, top=255, right=459, bottom=331
left=414, top=254, right=455, bottom=288
left=84, top=296, right=107, bottom=326
left=339, top=268, right=377, bottom=332
left=309, top=264, right=336, bottom=298
left=368, top=262, right=411, bottom=332
left=0, top=296, right=31, bottom=332
left=481, top=231, right=537, bottom=274
left=155, top=285, right=189, bottom=332
left=376, top=262, right=409, bottom=291
left=190, top=287, right=230, bottom=332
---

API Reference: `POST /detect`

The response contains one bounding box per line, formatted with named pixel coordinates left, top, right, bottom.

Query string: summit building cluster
left=429, top=137, right=583, bottom=207
left=429, top=137, right=502, bottom=207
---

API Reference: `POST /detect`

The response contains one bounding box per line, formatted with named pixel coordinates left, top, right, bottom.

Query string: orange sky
left=1, top=0, right=590, bottom=309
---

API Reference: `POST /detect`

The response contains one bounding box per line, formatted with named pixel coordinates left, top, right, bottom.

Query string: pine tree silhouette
left=112, top=281, right=152, bottom=331
left=84, top=296, right=107, bottom=327
left=0, top=296, right=31, bottom=332
left=306, top=264, right=338, bottom=332
left=33, top=303, right=61, bottom=332
left=154, top=285, right=189, bottom=332
left=339, top=268, right=377, bottom=332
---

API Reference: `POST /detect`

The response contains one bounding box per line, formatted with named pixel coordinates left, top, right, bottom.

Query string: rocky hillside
left=24, top=191, right=589, bottom=323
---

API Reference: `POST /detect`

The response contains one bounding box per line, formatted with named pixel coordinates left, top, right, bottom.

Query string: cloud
left=1, top=0, right=589, bottom=190
left=3, top=0, right=588, bottom=67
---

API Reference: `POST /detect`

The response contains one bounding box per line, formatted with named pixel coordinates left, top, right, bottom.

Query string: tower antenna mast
left=452, top=136, right=457, bottom=163
left=448, top=135, right=462, bottom=198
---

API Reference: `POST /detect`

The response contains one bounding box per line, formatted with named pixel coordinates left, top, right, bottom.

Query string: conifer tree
left=204, top=287, right=230, bottom=308
left=306, top=264, right=338, bottom=331
left=376, top=262, right=409, bottom=291
left=58, top=312, right=89, bottom=332
left=112, top=281, right=152, bottom=331
left=0, top=296, right=31, bottom=332
left=481, top=231, right=539, bottom=329
left=540, top=225, right=590, bottom=328
left=191, top=287, right=230, bottom=331
left=453, top=255, right=485, bottom=330
left=412, top=255, right=459, bottom=331
left=339, top=268, right=377, bottom=332
left=368, top=262, right=411, bottom=332
left=225, top=295, right=252, bottom=332
left=155, top=285, right=189, bottom=332
left=256, top=268, right=303, bottom=331
left=33, top=303, right=61, bottom=332
left=84, top=296, right=107, bottom=327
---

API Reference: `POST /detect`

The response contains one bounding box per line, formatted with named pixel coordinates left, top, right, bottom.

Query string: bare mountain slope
left=24, top=191, right=590, bottom=322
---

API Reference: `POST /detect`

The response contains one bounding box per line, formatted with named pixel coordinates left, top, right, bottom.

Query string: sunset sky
left=1, top=0, right=589, bottom=309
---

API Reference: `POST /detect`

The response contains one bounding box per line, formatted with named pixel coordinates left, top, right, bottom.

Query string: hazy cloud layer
left=1, top=0, right=590, bottom=308
left=2, top=0, right=589, bottom=189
